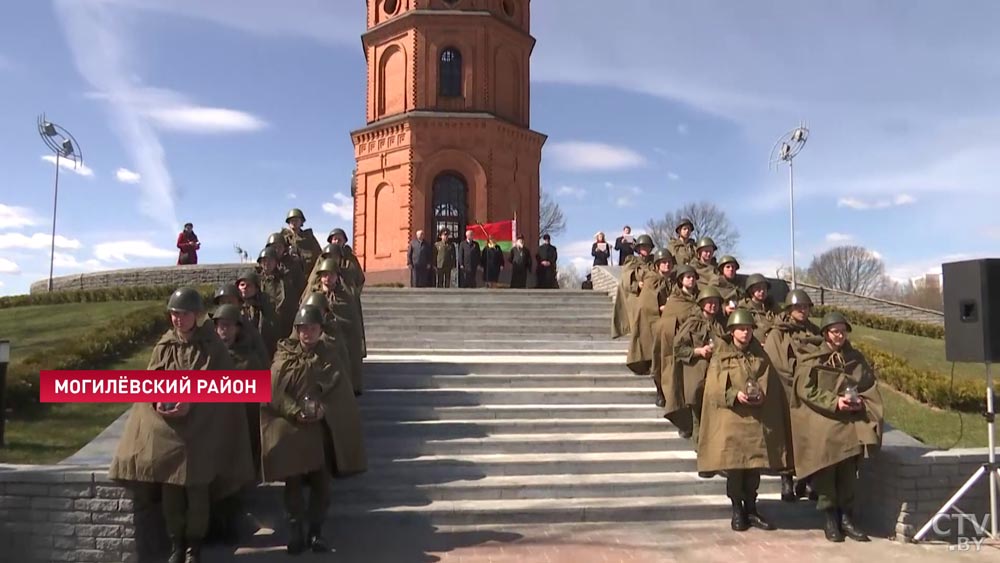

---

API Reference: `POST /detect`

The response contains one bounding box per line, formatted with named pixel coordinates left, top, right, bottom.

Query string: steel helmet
left=675, top=218, right=695, bottom=234
left=697, top=286, right=724, bottom=304
left=213, top=284, right=241, bottom=304
left=211, top=303, right=242, bottom=323
left=294, top=305, right=325, bottom=326
left=167, top=287, right=204, bottom=313
left=695, top=237, right=717, bottom=252
left=744, top=274, right=770, bottom=291
left=302, top=292, right=330, bottom=311
left=315, top=258, right=341, bottom=275
left=727, top=308, right=757, bottom=329
left=820, top=311, right=853, bottom=333
left=286, top=208, right=306, bottom=223
left=653, top=248, right=675, bottom=264
left=784, top=289, right=814, bottom=310
left=635, top=234, right=655, bottom=249
left=716, top=255, right=740, bottom=273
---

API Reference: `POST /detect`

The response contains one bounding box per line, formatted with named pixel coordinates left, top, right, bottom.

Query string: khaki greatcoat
left=612, top=255, right=654, bottom=338
left=790, top=342, right=884, bottom=479
left=697, top=338, right=791, bottom=473
left=260, top=336, right=367, bottom=482
left=626, top=270, right=672, bottom=373
left=653, top=287, right=700, bottom=417
left=108, top=322, right=255, bottom=500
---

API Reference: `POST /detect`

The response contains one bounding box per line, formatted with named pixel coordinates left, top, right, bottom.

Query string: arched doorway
left=432, top=172, right=468, bottom=240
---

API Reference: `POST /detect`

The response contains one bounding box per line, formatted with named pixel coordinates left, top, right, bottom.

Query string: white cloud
left=286, top=193, right=297, bottom=200
left=615, top=196, right=634, bottom=208
left=837, top=193, right=917, bottom=210
left=53, top=252, right=103, bottom=271
left=0, top=258, right=20, bottom=274
left=555, top=185, right=585, bottom=198
left=115, top=167, right=141, bottom=184
left=825, top=232, right=854, bottom=243
left=546, top=141, right=646, bottom=171
left=738, top=257, right=786, bottom=279
left=93, top=240, right=175, bottom=262
left=54, top=1, right=179, bottom=230
left=322, top=193, right=353, bottom=221
left=41, top=155, right=94, bottom=177
left=667, top=172, right=680, bottom=181
left=145, top=106, right=267, bottom=134
left=0, top=232, right=82, bottom=250
left=981, top=226, right=1000, bottom=239
left=0, top=204, right=39, bottom=229
left=677, top=123, right=689, bottom=135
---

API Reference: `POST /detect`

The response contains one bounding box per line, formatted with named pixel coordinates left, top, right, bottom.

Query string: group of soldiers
left=409, top=228, right=560, bottom=289
left=613, top=218, right=885, bottom=542
left=107, top=208, right=369, bottom=563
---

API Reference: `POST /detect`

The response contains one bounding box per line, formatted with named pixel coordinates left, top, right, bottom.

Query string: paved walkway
left=210, top=510, right=999, bottom=563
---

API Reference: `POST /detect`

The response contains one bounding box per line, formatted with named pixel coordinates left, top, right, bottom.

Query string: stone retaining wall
left=3, top=436, right=994, bottom=561
left=29, top=264, right=253, bottom=295
left=591, top=266, right=944, bottom=326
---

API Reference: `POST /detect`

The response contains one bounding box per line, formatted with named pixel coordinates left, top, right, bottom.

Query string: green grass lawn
left=850, top=324, right=988, bottom=383
left=881, top=385, right=988, bottom=449
left=0, top=301, right=160, bottom=360
left=0, top=344, right=155, bottom=465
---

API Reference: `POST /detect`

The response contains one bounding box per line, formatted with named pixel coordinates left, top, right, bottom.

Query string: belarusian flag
left=471, top=220, right=513, bottom=251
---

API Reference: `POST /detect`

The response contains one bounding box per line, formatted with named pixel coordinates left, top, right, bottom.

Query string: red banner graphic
left=39, top=370, right=272, bottom=403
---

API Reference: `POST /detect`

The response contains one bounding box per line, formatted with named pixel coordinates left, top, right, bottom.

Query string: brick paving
left=215, top=511, right=999, bottom=563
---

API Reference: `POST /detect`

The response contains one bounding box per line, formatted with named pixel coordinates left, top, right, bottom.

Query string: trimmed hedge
left=0, top=285, right=216, bottom=310
left=855, top=341, right=990, bottom=412
left=4, top=288, right=216, bottom=414
left=813, top=305, right=944, bottom=340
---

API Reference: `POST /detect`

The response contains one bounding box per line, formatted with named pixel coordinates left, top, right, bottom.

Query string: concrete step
left=255, top=473, right=782, bottom=503
left=360, top=404, right=663, bottom=420
left=362, top=418, right=667, bottom=436
left=363, top=450, right=699, bottom=477
left=361, top=306, right=611, bottom=318
left=361, top=297, right=612, bottom=307
left=365, top=431, right=687, bottom=456
left=364, top=323, right=609, bottom=335
left=361, top=361, right=631, bottom=376
left=363, top=388, right=655, bottom=406
left=364, top=334, right=616, bottom=344
left=365, top=340, right=627, bottom=351
left=364, top=373, right=653, bottom=389
left=320, top=494, right=786, bottom=525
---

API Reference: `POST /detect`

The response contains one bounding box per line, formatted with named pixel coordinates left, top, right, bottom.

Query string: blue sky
left=1, top=0, right=999, bottom=296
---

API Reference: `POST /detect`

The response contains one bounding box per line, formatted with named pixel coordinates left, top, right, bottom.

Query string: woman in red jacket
left=177, top=223, right=201, bottom=265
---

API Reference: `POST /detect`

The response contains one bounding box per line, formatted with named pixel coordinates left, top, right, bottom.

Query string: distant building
left=351, top=0, right=546, bottom=284
left=910, top=273, right=942, bottom=291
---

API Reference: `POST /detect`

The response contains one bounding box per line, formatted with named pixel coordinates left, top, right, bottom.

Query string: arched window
left=439, top=48, right=463, bottom=98
left=432, top=173, right=468, bottom=239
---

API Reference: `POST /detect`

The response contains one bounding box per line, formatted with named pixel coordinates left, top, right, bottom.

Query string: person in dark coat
left=457, top=229, right=481, bottom=288
left=592, top=232, right=611, bottom=266
left=481, top=236, right=506, bottom=288
left=614, top=226, right=635, bottom=266
left=509, top=235, right=532, bottom=289
left=407, top=230, right=434, bottom=288
left=536, top=234, right=558, bottom=289
left=176, top=223, right=200, bottom=265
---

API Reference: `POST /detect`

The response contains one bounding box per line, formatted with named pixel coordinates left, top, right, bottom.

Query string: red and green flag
left=471, top=220, right=514, bottom=251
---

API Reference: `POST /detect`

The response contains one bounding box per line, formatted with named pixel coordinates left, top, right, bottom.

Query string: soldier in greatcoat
left=713, top=255, right=743, bottom=314
left=740, top=274, right=781, bottom=342
left=281, top=208, right=323, bottom=274
left=667, top=218, right=697, bottom=267
left=653, top=264, right=701, bottom=419
left=266, top=232, right=307, bottom=305
left=206, top=303, right=270, bottom=544
left=260, top=305, right=367, bottom=554
left=791, top=312, right=884, bottom=543
left=327, top=228, right=368, bottom=359
left=309, top=258, right=365, bottom=395
left=258, top=246, right=296, bottom=339
left=627, top=247, right=674, bottom=376
left=762, top=289, right=822, bottom=502
left=612, top=234, right=656, bottom=339
left=697, top=309, right=790, bottom=533
left=108, top=288, right=254, bottom=563
left=690, top=236, right=719, bottom=288
left=672, top=286, right=727, bottom=445
left=237, top=270, right=281, bottom=361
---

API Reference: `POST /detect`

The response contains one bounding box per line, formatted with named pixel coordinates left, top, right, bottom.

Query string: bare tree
left=806, top=245, right=887, bottom=296
left=645, top=201, right=740, bottom=252
left=884, top=279, right=944, bottom=311
left=557, top=262, right=584, bottom=289
left=350, top=167, right=358, bottom=198
left=539, top=191, right=566, bottom=238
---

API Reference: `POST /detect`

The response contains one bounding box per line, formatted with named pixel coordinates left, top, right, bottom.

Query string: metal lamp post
left=37, top=115, right=85, bottom=293
left=769, top=124, right=809, bottom=289
left=0, top=339, right=10, bottom=448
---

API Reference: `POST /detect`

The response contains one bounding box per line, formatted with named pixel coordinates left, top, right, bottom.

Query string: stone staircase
left=249, top=287, right=780, bottom=534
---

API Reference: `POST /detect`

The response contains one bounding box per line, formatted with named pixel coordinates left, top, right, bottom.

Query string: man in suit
left=407, top=230, right=434, bottom=287
left=458, top=229, right=481, bottom=288
left=615, top=225, right=635, bottom=266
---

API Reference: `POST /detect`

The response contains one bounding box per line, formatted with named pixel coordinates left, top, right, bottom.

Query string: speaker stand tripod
left=914, top=362, right=999, bottom=542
